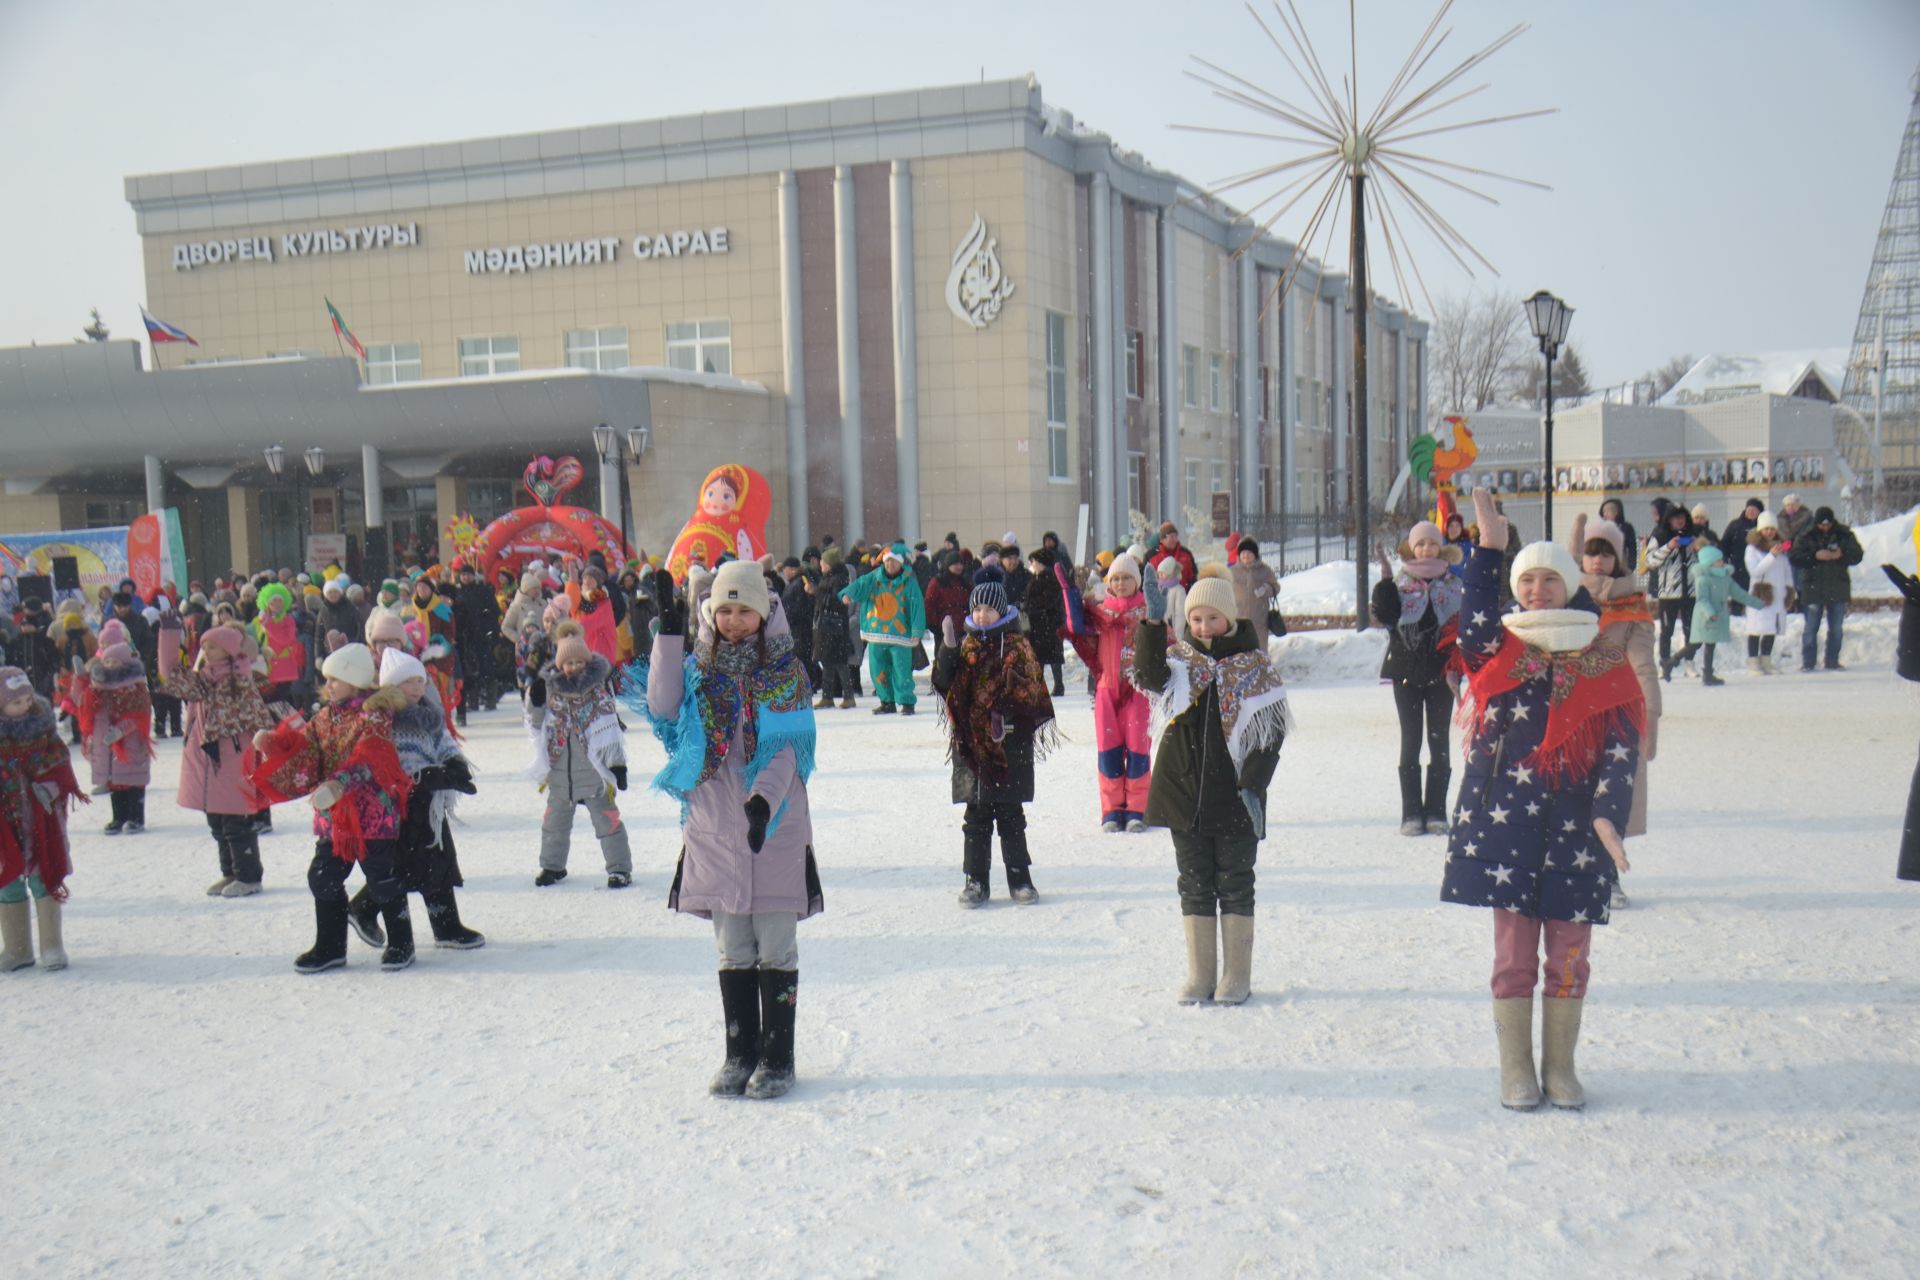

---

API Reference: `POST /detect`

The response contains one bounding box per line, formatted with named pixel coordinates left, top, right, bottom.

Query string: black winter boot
left=424, top=890, right=485, bottom=949
left=295, top=897, right=350, bottom=973
left=999, top=805, right=1037, bottom=904
left=960, top=806, right=993, bottom=904
left=346, top=886, right=386, bottom=948
left=104, top=790, right=128, bottom=835
left=1398, top=766, right=1424, bottom=836
left=745, top=969, right=798, bottom=1099
left=1701, top=644, right=1724, bottom=687
left=710, top=968, right=762, bottom=1097
left=1423, top=765, right=1452, bottom=835
left=380, top=899, right=416, bottom=971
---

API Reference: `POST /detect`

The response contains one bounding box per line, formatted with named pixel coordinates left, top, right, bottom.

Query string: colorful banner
left=0, top=527, right=132, bottom=603
left=1, top=511, right=188, bottom=605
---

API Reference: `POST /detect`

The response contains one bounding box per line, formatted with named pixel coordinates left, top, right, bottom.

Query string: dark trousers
left=308, top=838, right=403, bottom=906
left=151, top=693, right=182, bottom=736
left=961, top=801, right=1030, bottom=881
left=818, top=661, right=857, bottom=700
left=108, top=788, right=147, bottom=827
left=1658, top=598, right=1692, bottom=666
left=209, top=812, right=262, bottom=883
left=1392, top=680, right=1452, bottom=769
left=1746, top=634, right=1776, bottom=657
left=457, top=646, right=485, bottom=709
left=1171, top=830, right=1257, bottom=918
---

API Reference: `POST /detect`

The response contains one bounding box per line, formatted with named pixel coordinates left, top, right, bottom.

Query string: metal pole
left=833, top=165, right=864, bottom=542
left=1089, top=172, right=1116, bottom=549
left=1543, top=345, right=1556, bottom=542
left=1350, top=172, right=1370, bottom=632
left=1873, top=311, right=1886, bottom=513
left=889, top=160, right=921, bottom=542
left=777, top=171, right=810, bottom=552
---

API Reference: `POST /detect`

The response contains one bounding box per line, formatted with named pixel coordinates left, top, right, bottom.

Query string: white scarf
left=1500, top=608, right=1599, bottom=655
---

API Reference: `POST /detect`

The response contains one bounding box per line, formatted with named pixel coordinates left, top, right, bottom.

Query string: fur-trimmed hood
left=542, top=652, right=612, bottom=697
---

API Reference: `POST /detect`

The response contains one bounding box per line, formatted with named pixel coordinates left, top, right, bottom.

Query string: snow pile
left=1850, top=505, right=1918, bottom=598
left=1272, top=626, right=1386, bottom=683
left=1275, top=559, right=1381, bottom=618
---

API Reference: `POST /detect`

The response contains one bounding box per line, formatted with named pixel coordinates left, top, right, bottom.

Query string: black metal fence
left=1234, top=510, right=1401, bottom=576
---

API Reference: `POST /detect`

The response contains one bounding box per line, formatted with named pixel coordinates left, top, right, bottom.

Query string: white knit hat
left=1106, top=551, right=1143, bottom=585
left=1755, top=509, right=1779, bottom=533
left=1185, top=565, right=1237, bottom=620
left=378, top=648, right=427, bottom=687
left=320, top=643, right=378, bottom=690
left=702, top=559, right=771, bottom=622
left=1509, top=540, right=1580, bottom=595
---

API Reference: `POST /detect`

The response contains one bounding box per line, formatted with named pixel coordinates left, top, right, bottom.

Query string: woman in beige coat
left=1570, top=513, right=1659, bottom=901
left=1228, top=540, right=1282, bottom=652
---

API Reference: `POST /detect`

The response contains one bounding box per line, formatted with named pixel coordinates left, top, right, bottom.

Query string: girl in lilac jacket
left=628, top=561, right=821, bottom=1101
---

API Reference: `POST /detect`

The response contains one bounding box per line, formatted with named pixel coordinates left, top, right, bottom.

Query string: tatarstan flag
left=325, top=297, right=366, bottom=360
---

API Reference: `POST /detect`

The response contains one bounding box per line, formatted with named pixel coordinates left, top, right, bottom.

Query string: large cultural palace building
left=0, top=76, right=1427, bottom=578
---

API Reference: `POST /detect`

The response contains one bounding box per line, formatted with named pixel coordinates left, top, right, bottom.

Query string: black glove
left=1884, top=564, right=1920, bottom=604
left=654, top=570, right=685, bottom=636
left=612, top=765, right=628, bottom=792
left=528, top=676, right=547, bottom=709
left=744, top=795, right=771, bottom=853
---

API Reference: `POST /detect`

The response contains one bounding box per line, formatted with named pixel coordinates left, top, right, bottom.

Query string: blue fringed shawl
left=621, top=650, right=816, bottom=841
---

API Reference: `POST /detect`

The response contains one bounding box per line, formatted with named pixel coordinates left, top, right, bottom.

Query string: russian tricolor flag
left=140, top=306, right=198, bottom=346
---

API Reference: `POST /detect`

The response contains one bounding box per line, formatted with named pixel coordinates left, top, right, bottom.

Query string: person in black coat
left=1717, top=497, right=1764, bottom=613
left=1790, top=508, right=1865, bottom=671
left=1023, top=547, right=1068, bottom=696
left=781, top=565, right=817, bottom=689
left=1131, top=567, right=1288, bottom=1006
left=811, top=551, right=858, bottom=709
left=452, top=566, right=503, bottom=717
left=1884, top=564, right=1920, bottom=882
left=1370, top=521, right=1464, bottom=836
left=14, top=598, right=58, bottom=698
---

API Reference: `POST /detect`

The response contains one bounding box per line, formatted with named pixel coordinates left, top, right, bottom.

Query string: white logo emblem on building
left=945, top=214, right=1015, bottom=329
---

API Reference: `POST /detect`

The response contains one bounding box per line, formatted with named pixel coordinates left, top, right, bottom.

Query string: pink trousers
left=1491, top=911, right=1593, bottom=999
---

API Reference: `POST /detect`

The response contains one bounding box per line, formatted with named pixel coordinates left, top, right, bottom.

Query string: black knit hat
left=970, top=564, right=1008, bottom=615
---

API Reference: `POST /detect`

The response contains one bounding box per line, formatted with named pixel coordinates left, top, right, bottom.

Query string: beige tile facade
left=144, top=176, right=787, bottom=391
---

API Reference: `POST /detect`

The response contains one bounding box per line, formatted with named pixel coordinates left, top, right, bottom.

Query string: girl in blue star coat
left=1443, top=489, right=1644, bottom=1112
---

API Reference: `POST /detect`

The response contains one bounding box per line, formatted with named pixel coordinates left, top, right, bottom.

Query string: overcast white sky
left=0, top=0, right=1914, bottom=386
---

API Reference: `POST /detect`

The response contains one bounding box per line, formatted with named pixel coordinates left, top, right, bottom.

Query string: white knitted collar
left=1501, top=608, right=1598, bottom=654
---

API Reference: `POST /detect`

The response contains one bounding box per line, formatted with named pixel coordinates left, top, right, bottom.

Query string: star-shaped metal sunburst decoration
left=1177, top=0, right=1554, bottom=630
left=1178, top=0, right=1553, bottom=319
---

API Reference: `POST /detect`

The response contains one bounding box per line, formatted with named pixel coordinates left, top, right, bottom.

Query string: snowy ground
left=6, top=646, right=1919, bottom=1277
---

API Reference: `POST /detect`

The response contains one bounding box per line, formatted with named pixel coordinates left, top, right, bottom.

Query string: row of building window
left=356, top=322, right=736, bottom=384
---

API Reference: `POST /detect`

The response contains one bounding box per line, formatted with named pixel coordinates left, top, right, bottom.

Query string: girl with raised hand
left=1445, top=489, right=1643, bottom=1111
left=629, top=564, right=821, bottom=1100
left=1131, top=564, right=1289, bottom=1005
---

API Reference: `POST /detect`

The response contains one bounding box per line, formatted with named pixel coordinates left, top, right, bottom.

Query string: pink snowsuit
left=1088, top=591, right=1152, bottom=825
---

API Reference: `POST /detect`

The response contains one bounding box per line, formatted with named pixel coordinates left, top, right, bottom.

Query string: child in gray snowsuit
left=524, top=620, right=632, bottom=888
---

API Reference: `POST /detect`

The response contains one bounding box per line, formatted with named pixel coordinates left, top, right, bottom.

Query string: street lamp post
left=1523, top=290, right=1574, bottom=540
left=262, top=445, right=290, bottom=571
left=591, top=423, right=632, bottom=551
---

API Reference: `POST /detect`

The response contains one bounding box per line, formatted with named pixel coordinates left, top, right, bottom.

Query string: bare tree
left=1426, top=290, right=1528, bottom=417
